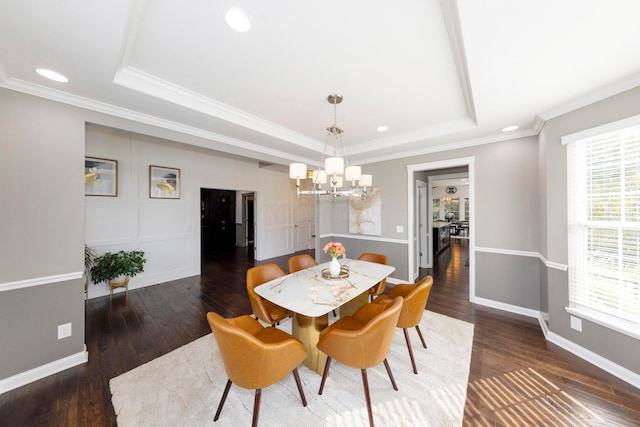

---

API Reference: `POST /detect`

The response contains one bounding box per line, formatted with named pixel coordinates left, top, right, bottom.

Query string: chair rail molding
left=0, top=272, right=83, bottom=293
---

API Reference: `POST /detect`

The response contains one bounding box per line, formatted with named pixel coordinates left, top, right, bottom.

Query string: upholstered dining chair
left=373, top=275, right=433, bottom=374
left=206, top=312, right=308, bottom=427
left=246, top=263, right=291, bottom=326
left=316, top=297, right=403, bottom=427
left=287, top=254, right=317, bottom=273
left=357, top=252, right=389, bottom=301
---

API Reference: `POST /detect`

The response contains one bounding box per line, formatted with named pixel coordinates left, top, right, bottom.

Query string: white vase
left=329, top=257, right=341, bottom=277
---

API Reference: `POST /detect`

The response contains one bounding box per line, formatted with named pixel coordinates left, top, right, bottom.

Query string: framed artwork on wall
left=348, top=188, right=381, bottom=235
left=85, top=157, right=117, bottom=196
left=150, top=165, right=180, bottom=199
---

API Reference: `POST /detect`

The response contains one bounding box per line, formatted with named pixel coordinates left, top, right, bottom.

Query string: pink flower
left=323, top=242, right=346, bottom=258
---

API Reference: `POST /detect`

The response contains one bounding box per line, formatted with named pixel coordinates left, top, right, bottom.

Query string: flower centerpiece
left=323, top=242, right=346, bottom=277
left=323, top=242, right=346, bottom=259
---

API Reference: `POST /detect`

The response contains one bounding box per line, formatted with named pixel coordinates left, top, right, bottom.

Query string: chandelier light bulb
left=345, top=166, right=361, bottom=182
left=289, top=163, right=307, bottom=179
left=359, top=174, right=372, bottom=187
left=325, top=157, right=344, bottom=175
left=312, top=170, right=327, bottom=184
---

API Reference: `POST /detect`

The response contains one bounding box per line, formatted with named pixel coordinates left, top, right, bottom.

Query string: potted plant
left=84, top=244, right=97, bottom=298
left=90, top=250, right=146, bottom=298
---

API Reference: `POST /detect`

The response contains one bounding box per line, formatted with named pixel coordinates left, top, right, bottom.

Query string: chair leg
left=292, top=368, right=307, bottom=406
left=383, top=358, right=398, bottom=391
left=318, top=356, right=332, bottom=395
left=403, top=328, right=418, bottom=374
left=252, top=389, right=262, bottom=427
left=214, top=379, right=232, bottom=421
left=361, top=369, right=374, bottom=427
left=415, top=324, right=427, bottom=348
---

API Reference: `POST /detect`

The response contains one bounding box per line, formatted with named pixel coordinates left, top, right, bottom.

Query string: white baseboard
left=0, top=346, right=88, bottom=395
left=472, top=296, right=541, bottom=318
left=537, top=317, right=640, bottom=390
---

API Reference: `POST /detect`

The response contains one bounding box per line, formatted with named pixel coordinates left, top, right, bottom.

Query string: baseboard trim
left=472, top=296, right=541, bottom=318
left=539, top=321, right=640, bottom=390
left=0, top=346, right=88, bottom=395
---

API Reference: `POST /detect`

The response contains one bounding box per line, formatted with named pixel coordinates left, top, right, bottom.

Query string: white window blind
left=567, top=122, right=640, bottom=331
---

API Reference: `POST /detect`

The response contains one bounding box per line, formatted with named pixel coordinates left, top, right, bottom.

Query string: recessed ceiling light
left=36, top=68, right=68, bottom=82
left=225, top=9, right=251, bottom=32
left=502, top=125, right=518, bottom=132
left=376, top=126, right=388, bottom=132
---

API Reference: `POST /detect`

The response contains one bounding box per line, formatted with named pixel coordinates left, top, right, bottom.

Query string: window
left=443, top=197, right=459, bottom=221
left=432, top=198, right=440, bottom=221
left=464, top=198, right=470, bottom=221
left=565, top=118, right=640, bottom=338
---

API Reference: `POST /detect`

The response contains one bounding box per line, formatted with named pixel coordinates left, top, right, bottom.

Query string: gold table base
left=339, top=290, right=368, bottom=318
left=292, top=290, right=369, bottom=375
left=293, top=313, right=329, bottom=374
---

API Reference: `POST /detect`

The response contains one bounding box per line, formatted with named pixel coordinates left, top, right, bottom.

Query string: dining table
left=254, top=258, right=395, bottom=374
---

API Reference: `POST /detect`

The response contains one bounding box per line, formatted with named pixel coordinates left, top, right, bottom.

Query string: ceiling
left=2, top=0, right=640, bottom=169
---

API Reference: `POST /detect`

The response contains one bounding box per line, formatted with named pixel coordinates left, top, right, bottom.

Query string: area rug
left=110, top=310, right=474, bottom=426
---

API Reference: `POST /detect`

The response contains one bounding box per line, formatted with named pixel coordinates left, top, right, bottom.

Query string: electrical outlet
left=570, top=316, right=582, bottom=332
left=58, top=323, right=72, bottom=339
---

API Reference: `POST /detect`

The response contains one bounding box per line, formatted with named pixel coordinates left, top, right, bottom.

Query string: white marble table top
left=254, top=258, right=395, bottom=317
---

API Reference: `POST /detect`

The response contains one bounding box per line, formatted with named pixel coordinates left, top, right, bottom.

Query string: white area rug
left=110, top=310, right=474, bottom=426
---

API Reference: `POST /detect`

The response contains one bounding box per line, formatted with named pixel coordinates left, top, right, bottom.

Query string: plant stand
left=110, top=277, right=129, bottom=300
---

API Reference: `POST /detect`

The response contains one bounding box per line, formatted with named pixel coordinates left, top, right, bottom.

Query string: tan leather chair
left=358, top=253, right=389, bottom=301
left=207, top=312, right=307, bottom=427
left=374, top=276, right=433, bottom=374
left=246, top=264, right=291, bottom=326
left=316, top=297, right=403, bottom=427
left=287, top=254, right=317, bottom=273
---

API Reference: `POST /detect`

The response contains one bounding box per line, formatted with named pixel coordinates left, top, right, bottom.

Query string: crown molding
left=348, top=117, right=477, bottom=156
left=357, top=126, right=538, bottom=165
left=538, top=72, right=640, bottom=121
left=0, top=78, right=309, bottom=164
left=531, top=115, right=546, bottom=134
left=113, top=66, right=323, bottom=152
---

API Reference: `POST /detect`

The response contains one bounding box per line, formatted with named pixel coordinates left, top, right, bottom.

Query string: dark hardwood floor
left=1, top=240, right=639, bottom=426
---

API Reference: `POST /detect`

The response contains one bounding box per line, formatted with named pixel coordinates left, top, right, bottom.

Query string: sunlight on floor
left=464, top=368, right=604, bottom=426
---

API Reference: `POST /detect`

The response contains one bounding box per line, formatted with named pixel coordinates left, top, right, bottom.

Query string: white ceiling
left=2, top=0, right=640, bottom=168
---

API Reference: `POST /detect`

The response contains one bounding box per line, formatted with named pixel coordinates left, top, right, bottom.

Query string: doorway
left=407, top=158, right=475, bottom=302
left=200, top=189, right=236, bottom=251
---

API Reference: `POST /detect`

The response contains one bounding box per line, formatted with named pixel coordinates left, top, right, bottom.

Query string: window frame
left=562, top=114, right=640, bottom=341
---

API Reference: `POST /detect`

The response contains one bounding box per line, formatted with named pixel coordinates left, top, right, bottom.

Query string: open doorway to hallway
left=200, top=189, right=256, bottom=267
left=407, top=158, right=475, bottom=301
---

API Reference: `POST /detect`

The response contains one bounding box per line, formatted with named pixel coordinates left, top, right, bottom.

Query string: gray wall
left=1, top=89, right=86, bottom=379
left=0, top=88, right=299, bottom=386
left=541, top=86, right=640, bottom=374
left=320, top=136, right=540, bottom=287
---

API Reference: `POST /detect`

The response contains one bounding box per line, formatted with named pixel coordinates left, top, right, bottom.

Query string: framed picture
left=150, top=165, right=180, bottom=199
left=85, top=157, right=117, bottom=196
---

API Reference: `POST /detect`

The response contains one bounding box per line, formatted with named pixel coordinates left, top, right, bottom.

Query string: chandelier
left=289, top=94, right=373, bottom=199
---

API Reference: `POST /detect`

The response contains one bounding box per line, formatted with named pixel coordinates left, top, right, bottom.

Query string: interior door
left=293, top=194, right=313, bottom=251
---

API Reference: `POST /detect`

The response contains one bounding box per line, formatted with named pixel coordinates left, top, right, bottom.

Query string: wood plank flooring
left=1, top=240, right=639, bottom=426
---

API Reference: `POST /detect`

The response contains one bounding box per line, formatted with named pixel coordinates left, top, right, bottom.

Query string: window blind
left=567, top=123, right=640, bottom=326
